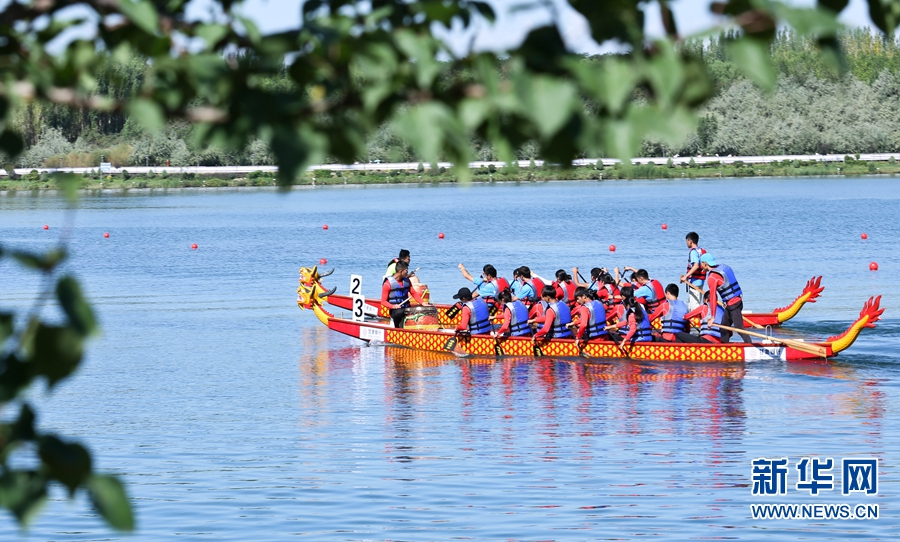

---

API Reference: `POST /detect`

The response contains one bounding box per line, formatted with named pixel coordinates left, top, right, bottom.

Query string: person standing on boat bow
left=679, top=232, right=706, bottom=310
left=381, top=261, right=425, bottom=328
left=701, top=253, right=753, bottom=343
left=453, top=287, right=493, bottom=335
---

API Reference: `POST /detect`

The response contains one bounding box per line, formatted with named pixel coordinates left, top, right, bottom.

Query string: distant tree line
left=5, top=28, right=900, bottom=170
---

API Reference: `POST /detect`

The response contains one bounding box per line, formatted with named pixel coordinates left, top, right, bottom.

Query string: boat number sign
left=350, top=274, right=368, bottom=322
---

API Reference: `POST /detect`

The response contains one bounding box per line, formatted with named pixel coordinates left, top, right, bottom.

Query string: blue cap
left=700, top=253, right=717, bottom=266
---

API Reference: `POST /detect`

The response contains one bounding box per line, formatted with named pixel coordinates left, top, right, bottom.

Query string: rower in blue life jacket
left=532, top=286, right=573, bottom=340
left=452, top=287, right=492, bottom=335
left=658, top=283, right=690, bottom=342
left=494, top=289, right=531, bottom=337
left=572, top=287, right=608, bottom=347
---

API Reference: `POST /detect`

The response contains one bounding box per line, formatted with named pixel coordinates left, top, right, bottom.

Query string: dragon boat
left=297, top=266, right=882, bottom=362
left=313, top=267, right=825, bottom=329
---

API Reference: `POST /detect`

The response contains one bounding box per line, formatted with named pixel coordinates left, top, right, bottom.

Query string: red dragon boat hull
left=297, top=266, right=881, bottom=363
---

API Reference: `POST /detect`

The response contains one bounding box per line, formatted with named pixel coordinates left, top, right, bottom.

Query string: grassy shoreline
left=1, top=159, right=898, bottom=192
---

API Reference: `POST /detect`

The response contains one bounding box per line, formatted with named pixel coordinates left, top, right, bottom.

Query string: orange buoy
left=322, top=224, right=328, bottom=230
left=103, top=232, right=110, bottom=238
left=861, top=233, right=868, bottom=240
left=438, top=232, right=445, bottom=239
left=661, top=223, right=668, bottom=230
left=191, top=244, right=198, bottom=250
left=43, top=225, right=49, bottom=230
left=319, top=258, right=327, bottom=264
left=869, top=262, right=878, bottom=271
left=609, top=244, right=616, bottom=252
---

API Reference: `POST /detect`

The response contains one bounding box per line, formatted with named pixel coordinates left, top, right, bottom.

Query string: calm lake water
left=0, top=177, right=898, bottom=540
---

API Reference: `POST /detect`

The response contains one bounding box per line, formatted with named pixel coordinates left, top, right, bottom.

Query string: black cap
left=452, top=287, right=473, bottom=300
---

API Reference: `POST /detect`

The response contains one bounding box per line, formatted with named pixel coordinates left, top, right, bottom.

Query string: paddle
left=741, top=315, right=765, bottom=329
left=712, top=324, right=827, bottom=357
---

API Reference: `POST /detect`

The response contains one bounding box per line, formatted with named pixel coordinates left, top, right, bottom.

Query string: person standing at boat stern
left=453, top=287, right=492, bottom=335
left=701, top=253, right=753, bottom=343
left=385, top=249, right=411, bottom=279
left=381, top=261, right=424, bottom=328
left=680, top=232, right=706, bottom=310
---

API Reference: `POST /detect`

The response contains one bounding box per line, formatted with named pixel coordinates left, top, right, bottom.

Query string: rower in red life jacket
left=679, top=231, right=707, bottom=310
left=532, top=286, right=573, bottom=340
left=571, top=287, right=608, bottom=348
left=677, top=291, right=725, bottom=343
left=596, top=270, right=620, bottom=313
left=494, top=289, right=531, bottom=337
left=628, top=268, right=666, bottom=322
left=655, top=283, right=690, bottom=342
left=458, top=263, right=506, bottom=309
left=552, top=269, right=578, bottom=309
left=606, top=285, right=633, bottom=341
left=380, top=261, right=426, bottom=327
left=452, top=287, right=492, bottom=335
left=701, top=253, right=753, bottom=343
left=512, top=266, right=539, bottom=307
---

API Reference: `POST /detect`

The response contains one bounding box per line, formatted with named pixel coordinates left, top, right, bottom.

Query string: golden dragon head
left=297, top=265, right=336, bottom=310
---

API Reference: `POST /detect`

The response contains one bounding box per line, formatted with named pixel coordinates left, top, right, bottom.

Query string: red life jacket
left=532, top=276, right=546, bottom=298
left=601, top=283, right=620, bottom=311
left=496, top=276, right=510, bottom=293
left=687, top=247, right=707, bottom=282
left=552, top=280, right=578, bottom=308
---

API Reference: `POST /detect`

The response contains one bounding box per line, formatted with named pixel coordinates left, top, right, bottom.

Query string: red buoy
left=609, top=244, right=616, bottom=252
left=43, top=224, right=49, bottom=230
left=661, top=223, right=668, bottom=230
left=869, top=262, right=878, bottom=271
left=103, top=232, right=110, bottom=238
left=861, top=233, right=868, bottom=240
left=438, top=232, right=445, bottom=239
left=319, top=258, right=327, bottom=265
left=322, top=224, right=328, bottom=230
left=191, top=244, right=198, bottom=250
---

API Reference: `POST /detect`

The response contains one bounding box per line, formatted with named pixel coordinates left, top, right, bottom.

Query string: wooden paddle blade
left=494, top=342, right=504, bottom=356
left=532, top=342, right=544, bottom=356
left=446, top=303, right=461, bottom=319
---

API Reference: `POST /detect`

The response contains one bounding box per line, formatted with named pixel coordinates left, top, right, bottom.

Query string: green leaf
left=0, top=471, right=48, bottom=527
left=127, top=99, right=165, bottom=133
left=817, top=0, right=850, bottom=14
left=38, top=436, right=93, bottom=497
left=56, top=276, right=98, bottom=338
left=727, top=38, right=776, bottom=92
left=0, top=354, right=35, bottom=403
left=50, top=173, right=81, bottom=204
left=0, top=130, right=25, bottom=158
left=0, top=404, right=37, bottom=453
left=11, top=249, right=67, bottom=272
left=30, top=325, right=83, bottom=388
left=118, top=0, right=160, bottom=35
left=196, top=24, right=229, bottom=50
left=88, top=475, right=134, bottom=532
left=0, top=312, right=12, bottom=344
left=521, top=76, right=577, bottom=139
left=868, top=0, right=900, bottom=34
left=772, top=5, right=843, bottom=36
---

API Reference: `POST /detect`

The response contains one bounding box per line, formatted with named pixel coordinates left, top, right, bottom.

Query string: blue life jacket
left=465, top=298, right=492, bottom=334
left=385, top=276, right=411, bottom=306
left=584, top=300, right=608, bottom=340
left=709, top=264, right=743, bottom=303
left=700, top=301, right=725, bottom=339
left=549, top=301, right=573, bottom=339
left=628, top=304, right=653, bottom=343
left=505, top=301, right=531, bottom=336
left=661, top=299, right=690, bottom=334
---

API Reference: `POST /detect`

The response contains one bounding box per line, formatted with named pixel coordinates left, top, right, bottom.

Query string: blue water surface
left=0, top=177, right=898, bottom=540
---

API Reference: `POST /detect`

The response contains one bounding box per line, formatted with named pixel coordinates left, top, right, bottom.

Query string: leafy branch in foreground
left=3, top=1, right=894, bottom=186
left=0, top=174, right=134, bottom=530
